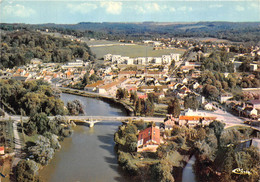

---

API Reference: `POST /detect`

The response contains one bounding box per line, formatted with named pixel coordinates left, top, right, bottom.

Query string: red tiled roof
left=118, top=71, right=136, bottom=75
left=99, top=78, right=127, bottom=90
left=179, top=116, right=216, bottom=121
left=85, top=80, right=105, bottom=88
left=138, top=126, right=160, bottom=146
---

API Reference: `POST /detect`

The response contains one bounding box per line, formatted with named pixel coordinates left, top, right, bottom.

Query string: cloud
left=134, top=3, right=171, bottom=14
left=3, top=4, right=35, bottom=18
left=235, top=5, right=245, bottom=11
left=146, top=3, right=161, bottom=12
left=170, top=7, right=176, bottom=12
left=209, top=4, right=223, bottom=8
left=249, top=2, right=260, bottom=10
left=100, top=2, right=122, bottom=15
left=178, top=6, right=193, bottom=11
left=67, top=3, right=97, bottom=14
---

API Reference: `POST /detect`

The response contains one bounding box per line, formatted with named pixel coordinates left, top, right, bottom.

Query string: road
left=12, top=120, right=22, bottom=167
left=194, top=109, right=260, bottom=130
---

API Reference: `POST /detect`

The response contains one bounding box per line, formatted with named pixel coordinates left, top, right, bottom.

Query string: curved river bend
left=39, top=93, right=129, bottom=182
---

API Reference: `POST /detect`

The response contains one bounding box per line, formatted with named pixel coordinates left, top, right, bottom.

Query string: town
left=0, top=22, right=260, bottom=182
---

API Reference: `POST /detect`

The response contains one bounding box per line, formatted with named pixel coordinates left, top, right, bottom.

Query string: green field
left=88, top=41, right=186, bottom=59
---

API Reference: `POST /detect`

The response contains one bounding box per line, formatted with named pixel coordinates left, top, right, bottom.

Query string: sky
left=0, top=0, right=260, bottom=24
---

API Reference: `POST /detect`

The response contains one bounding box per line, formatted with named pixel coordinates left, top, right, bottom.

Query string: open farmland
left=86, top=40, right=186, bottom=59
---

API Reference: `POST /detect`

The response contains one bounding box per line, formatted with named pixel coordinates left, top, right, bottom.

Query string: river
left=39, top=93, right=196, bottom=182
left=182, top=155, right=196, bottom=182
left=39, top=93, right=129, bottom=182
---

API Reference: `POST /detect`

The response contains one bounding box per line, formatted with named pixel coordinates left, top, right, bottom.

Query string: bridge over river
left=7, top=115, right=164, bottom=125
left=7, top=115, right=260, bottom=131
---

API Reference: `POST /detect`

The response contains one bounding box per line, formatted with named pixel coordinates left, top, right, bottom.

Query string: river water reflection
left=39, top=93, right=129, bottom=182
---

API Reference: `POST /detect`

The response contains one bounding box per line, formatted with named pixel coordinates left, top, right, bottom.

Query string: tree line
left=0, top=79, right=66, bottom=116
left=0, top=30, right=95, bottom=68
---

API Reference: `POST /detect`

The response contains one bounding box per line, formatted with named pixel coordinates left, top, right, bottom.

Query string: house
left=178, top=115, right=217, bottom=127
left=97, top=78, right=127, bottom=95
left=154, top=92, right=165, bottom=99
left=182, top=78, right=188, bottom=85
left=243, top=107, right=258, bottom=118
left=163, top=115, right=176, bottom=130
left=180, top=65, right=195, bottom=73
left=193, top=82, right=200, bottom=89
left=250, top=63, right=258, bottom=71
left=118, top=71, right=136, bottom=79
left=139, top=85, right=168, bottom=93
left=0, top=146, right=4, bottom=155
left=62, top=59, right=85, bottom=68
left=137, top=126, right=160, bottom=152
left=84, top=80, right=105, bottom=92
left=204, top=103, right=215, bottom=111
left=30, top=58, right=42, bottom=65
left=219, top=93, right=233, bottom=103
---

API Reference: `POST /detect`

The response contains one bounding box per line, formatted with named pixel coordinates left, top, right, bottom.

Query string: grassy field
left=87, top=41, right=186, bottom=59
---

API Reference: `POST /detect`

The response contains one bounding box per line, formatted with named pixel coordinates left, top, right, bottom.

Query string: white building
left=137, top=57, right=146, bottom=65
left=250, top=64, right=258, bottom=71
left=112, top=55, right=121, bottom=63
left=153, top=57, right=162, bottom=65
left=162, top=55, right=172, bottom=65
left=170, top=53, right=181, bottom=62
left=104, top=54, right=112, bottom=61
left=126, top=58, right=134, bottom=65
left=62, top=59, right=85, bottom=68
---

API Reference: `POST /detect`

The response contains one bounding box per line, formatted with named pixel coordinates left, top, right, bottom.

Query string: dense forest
left=0, top=29, right=95, bottom=68
left=0, top=79, right=66, bottom=116
left=1, top=22, right=260, bottom=43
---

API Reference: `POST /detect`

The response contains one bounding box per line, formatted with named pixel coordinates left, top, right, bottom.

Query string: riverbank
left=59, top=87, right=135, bottom=116
left=39, top=93, right=130, bottom=182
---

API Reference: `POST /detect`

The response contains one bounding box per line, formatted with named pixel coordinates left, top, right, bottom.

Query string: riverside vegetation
left=0, top=79, right=86, bottom=181
left=114, top=120, right=259, bottom=182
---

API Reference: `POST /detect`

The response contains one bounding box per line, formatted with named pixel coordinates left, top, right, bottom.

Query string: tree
left=184, top=94, right=199, bottom=110
left=203, top=84, right=219, bottom=100
left=27, top=112, right=50, bottom=135
left=116, top=88, right=128, bottom=100
left=130, top=91, right=138, bottom=106
left=125, top=134, right=137, bottom=152
left=67, top=100, right=84, bottom=115
left=16, top=160, right=39, bottom=182
left=135, top=98, right=142, bottom=115
left=209, top=120, right=225, bottom=146
left=28, top=135, right=55, bottom=165
left=145, top=99, right=155, bottom=116
left=150, top=160, right=175, bottom=182
left=239, top=59, right=251, bottom=72
left=167, top=97, right=181, bottom=118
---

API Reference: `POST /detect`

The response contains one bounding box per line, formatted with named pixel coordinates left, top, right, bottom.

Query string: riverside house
left=137, top=126, right=161, bottom=152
